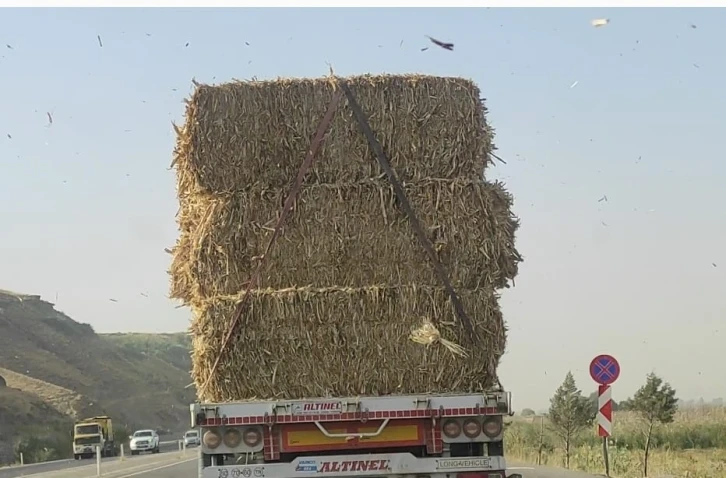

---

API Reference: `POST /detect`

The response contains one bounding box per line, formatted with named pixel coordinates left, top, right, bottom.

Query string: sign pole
left=602, top=436, right=610, bottom=476
left=590, top=354, right=620, bottom=478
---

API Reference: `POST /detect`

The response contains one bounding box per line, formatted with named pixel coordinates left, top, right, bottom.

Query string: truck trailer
left=191, top=392, right=522, bottom=478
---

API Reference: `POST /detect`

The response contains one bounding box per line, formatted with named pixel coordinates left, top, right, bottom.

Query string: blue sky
left=0, top=8, right=724, bottom=409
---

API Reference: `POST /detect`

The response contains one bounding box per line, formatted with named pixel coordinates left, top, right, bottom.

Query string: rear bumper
left=200, top=452, right=508, bottom=478
left=130, top=443, right=156, bottom=451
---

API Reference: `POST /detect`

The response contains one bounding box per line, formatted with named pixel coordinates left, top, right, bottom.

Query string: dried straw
left=169, top=74, right=521, bottom=401
left=169, top=178, right=520, bottom=304
left=189, top=285, right=506, bottom=402
left=172, top=74, right=495, bottom=195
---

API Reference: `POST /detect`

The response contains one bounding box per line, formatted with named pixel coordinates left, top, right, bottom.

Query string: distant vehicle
left=183, top=429, right=201, bottom=447
left=129, top=429, right=160, bottom=455
left=73, top=416, right=116, bottom=460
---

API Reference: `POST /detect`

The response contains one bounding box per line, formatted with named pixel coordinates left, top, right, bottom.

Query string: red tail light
left=443, top=419, right=462, bottom=438
left=242, top=427, right=262, bottom=447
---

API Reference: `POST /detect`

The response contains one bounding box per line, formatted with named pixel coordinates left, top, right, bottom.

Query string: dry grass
left=189, top=285, right=506, bottom=402
left=170, top=178, right=520, bottom=303
left=173, top=74, right=494, bottom=195
left=506, top=407, right=726, bottom=478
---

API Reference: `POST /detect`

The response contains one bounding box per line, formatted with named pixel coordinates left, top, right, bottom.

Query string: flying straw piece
left=591, top=18, right=610, bottom=28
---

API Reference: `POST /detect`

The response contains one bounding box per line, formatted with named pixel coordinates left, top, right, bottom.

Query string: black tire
left=153, top=446, right=160, bottom=454
left=131, top=450, right=138, bottom=456
left=74, top=454, right=80, bottom=460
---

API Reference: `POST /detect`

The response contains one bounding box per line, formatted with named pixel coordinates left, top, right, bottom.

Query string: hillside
left=101, top=332, right=192, bottom=374
left=0, top=289, right=195, bottom=463
left=0, top=385, right=73, bottom=464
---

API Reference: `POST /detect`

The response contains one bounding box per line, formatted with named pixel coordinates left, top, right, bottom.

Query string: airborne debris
left=598, top=195, right=608, bottom=203
left=570, top=80, right=579, bottom=89
left=5, top=44, right=12, bottom=49
left=97, top=35, right=103, bottom=47
left=591, top=18, right=610, bottom=28
left=425, top=35, right=454, bottom=51
left=46, top=112, right=53, bottom=126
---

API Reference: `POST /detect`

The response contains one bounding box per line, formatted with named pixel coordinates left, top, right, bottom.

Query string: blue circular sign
left=589, top=354, right=620, bottom=385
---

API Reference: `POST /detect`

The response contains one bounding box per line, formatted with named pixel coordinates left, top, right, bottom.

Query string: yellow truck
left=73, top=416, right=116, bottom=459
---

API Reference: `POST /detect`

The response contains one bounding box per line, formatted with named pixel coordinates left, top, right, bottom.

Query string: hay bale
left=173, top=74, right=495, bottom=194
left=169, top=178, right=520, bottom=304
left=190, top=285, right=506, bottom=402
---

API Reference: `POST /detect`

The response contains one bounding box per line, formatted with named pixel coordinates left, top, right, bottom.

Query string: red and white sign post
left=590, top=354, right=620, bottom=477
left=597, top=384, right=613, bottom=437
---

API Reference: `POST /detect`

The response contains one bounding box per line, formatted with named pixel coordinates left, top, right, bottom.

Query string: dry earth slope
left=0, top=288, right=195, bottom=463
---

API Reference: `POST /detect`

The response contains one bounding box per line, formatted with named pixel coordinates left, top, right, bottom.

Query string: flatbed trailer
left=191, top=391, right=522, bottom=478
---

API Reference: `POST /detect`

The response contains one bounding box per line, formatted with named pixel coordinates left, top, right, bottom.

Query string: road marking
left=12, top=452, right=196, bottom=478
left=113, top=457, right=196, bottom=477
left=73, top=455, right=196, bottom=478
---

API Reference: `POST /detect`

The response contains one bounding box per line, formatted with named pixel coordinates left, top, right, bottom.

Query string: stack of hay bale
left=169, top=74, right=521, bottom=402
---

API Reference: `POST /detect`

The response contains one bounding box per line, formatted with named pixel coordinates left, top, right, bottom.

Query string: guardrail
left=2, top=440, right=181, bottom=469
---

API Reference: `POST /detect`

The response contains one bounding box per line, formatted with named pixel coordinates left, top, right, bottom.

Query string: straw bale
left=190, top=285, right=506, bottom=402
left=173, top=74, right=494, bottom=195
left=169, top=178, right=520, bottom=303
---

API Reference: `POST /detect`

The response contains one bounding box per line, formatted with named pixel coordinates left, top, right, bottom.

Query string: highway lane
left=0, top=442, right=193, bottom=478
left=3, top=452, right=603, bottom=478
left=115, top=460, right=603, bottom=478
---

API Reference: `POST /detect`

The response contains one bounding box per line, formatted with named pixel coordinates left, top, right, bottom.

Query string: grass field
left=506, top=406, right=726, bottom=478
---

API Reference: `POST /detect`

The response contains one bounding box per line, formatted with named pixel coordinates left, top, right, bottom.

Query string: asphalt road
left=2, top=455, right=603, bottom=478
left=0, top=442, right=195, bottom=478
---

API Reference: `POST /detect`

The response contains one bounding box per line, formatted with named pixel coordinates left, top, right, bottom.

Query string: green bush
left=14, top=431, right=71, bottom=464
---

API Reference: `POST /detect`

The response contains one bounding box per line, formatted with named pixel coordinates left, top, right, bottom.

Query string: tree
left=587, top=391, right=620, bottom=414
left=548, top=372, right=594, bottom=469
left=620, top=373, right=678, bottom=477
left=520, top=408, right=536, bottom=417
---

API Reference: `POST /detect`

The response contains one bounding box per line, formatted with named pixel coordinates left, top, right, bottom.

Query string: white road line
left=113, top=457, right=196, bottom=478
left=15, top=453, right=195, bottom=478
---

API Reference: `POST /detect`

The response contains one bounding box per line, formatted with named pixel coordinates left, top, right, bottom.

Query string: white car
left=183, top=429, right=200, bottom=447
left=129, top=429, right=160, bottom=455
